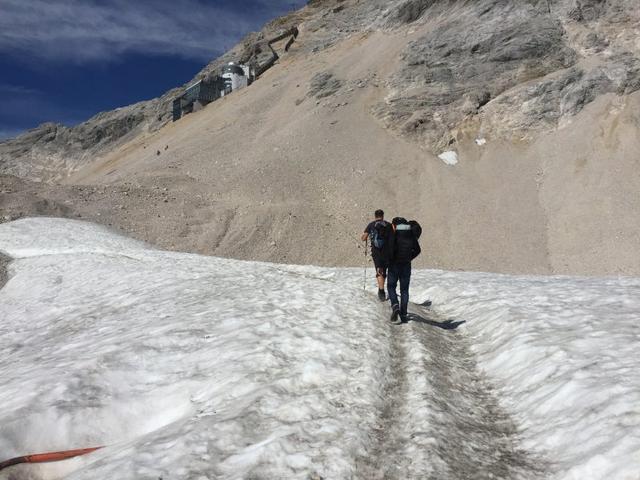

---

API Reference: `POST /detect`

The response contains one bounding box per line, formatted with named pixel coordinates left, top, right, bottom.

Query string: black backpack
left=409, top=220, right=422, bottom=239
left=370, top=220, right=389, bottom=249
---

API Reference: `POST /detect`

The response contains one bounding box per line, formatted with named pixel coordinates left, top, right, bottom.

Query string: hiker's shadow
left=407, top=313, right=466, bottom=330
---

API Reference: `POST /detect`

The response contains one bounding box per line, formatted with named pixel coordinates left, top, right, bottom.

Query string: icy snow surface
left=1, top=218, right=639, bottom=480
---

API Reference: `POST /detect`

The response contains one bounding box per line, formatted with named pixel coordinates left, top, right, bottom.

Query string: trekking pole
left=363, top=237, right=367, bottom=291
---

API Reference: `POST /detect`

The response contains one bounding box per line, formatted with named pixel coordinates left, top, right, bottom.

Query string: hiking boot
left=377, top=289, right=386, bottom=301
left=400, top=315, right=409, bottom=323
left=390, top=304, right=400, bottom=324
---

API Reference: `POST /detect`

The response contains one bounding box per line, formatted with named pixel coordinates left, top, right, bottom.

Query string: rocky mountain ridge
left=2, top=0, right=638, bottom=179
left=0, top=6, right=307, bottom=181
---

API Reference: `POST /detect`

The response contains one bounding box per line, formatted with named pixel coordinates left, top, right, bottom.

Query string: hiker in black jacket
left=384, top=217, right=421, bottom=324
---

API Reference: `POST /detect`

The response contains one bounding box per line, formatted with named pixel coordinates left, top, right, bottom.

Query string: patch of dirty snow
left=438, top=151, right=458, bottom=165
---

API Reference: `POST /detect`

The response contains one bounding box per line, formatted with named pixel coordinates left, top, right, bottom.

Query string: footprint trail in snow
left=358, top=303, right=546, bottom=480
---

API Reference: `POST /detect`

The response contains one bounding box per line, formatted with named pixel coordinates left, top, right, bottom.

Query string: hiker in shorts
left=384, top=217, right=422, bottom=324
left=361, top=209, right=391, bottom=301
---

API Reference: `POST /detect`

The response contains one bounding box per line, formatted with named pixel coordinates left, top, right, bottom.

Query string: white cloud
left=0, top=0, right=304, bottom=64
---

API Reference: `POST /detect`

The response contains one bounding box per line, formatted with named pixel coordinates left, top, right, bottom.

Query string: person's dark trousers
left=387, top=262, right=411, bottom=317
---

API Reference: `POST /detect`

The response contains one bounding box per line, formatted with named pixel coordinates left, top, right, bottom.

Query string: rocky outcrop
left=383, top=0, right=435, bottom=25
left=375, top=2, right=576, bottom=149
left=374, top=0, right=640, bottom=150
left=480, top=53, right=640, bottom=137
left=308, top=71, right=344, bottom=98
left=0, top=104, right=157, bottom=182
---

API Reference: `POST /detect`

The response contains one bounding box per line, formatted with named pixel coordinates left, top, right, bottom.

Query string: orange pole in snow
left=0, top=446, right=103, bottom=471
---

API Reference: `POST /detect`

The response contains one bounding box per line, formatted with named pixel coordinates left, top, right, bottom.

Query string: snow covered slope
left=410, top=272, right=640, bottom=479
left=1, top=218, right=639, bottom=480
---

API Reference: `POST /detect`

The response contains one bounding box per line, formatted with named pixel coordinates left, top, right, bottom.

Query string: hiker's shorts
left=372, top=250, right=387, bottom=278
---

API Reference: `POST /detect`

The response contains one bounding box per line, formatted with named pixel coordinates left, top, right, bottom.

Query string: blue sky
left=0, top=0, right=307, bottom=140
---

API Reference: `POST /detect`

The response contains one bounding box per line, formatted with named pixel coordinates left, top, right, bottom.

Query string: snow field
left=0, top=218, right=393, bottom=479
left=1, top=218, right=639, bottom=479
left=411, top=271, right=640, bottom=480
